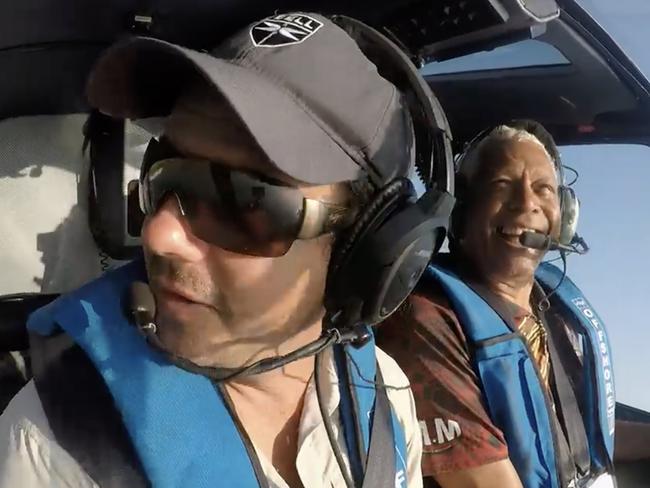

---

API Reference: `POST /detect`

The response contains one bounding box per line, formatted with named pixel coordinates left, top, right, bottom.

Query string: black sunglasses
left=139, top=145, right=352, bottom=257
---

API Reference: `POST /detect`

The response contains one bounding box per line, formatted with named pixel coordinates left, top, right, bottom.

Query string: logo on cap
left=250, top=14, right=323, bottom=48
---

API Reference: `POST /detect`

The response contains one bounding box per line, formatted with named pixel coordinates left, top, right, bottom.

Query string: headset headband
left=332, top=15, right=454, bottom=195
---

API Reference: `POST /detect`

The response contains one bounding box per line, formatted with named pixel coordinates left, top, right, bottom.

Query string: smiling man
left=378, top=121, right=620, bottom=488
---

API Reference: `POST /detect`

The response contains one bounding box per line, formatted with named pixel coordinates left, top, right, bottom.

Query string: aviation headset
left=451, top=119, right=579, bottom=247
left=324, top=15, right=454, bottom=330
left=86, top=15, right=455, bottom=334
left=84, top=114, right=147, bottom=263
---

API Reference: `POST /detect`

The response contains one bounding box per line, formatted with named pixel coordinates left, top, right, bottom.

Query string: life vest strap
left=31, top=333, right=150, bottom=488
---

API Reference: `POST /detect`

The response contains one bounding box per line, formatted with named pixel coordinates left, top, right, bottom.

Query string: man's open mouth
left=496, top=226, right=544, bottom=244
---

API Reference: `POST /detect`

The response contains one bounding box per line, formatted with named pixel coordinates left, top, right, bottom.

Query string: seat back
left=0, top=113, right=151, bottom=295
left=0, top=114, right=113, bottom=295
left=0, top=114, right=149, bottom=410
left=0, top=293, right=59, bottom=412
left=0, top=293, right=59, bottom=351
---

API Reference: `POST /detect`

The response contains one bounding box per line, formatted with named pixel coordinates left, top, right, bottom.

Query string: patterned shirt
left=377, top=269, right=582, bottom=486
left=517, top=307, right=551, bottom=391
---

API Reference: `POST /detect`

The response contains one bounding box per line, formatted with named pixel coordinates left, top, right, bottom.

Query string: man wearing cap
left=0, top=13, right=426, bottom=488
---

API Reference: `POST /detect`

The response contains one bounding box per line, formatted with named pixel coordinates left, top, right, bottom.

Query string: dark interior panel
left=426, top=8, right=650, bottom=148
left=0, top=0, right=560, bottom=119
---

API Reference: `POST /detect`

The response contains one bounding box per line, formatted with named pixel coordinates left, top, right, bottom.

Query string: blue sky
left=551, top=0, right=650, bottom=412
left=562, top=144, right=650, bottom=411
left=425, top=0, right=650, bottom=411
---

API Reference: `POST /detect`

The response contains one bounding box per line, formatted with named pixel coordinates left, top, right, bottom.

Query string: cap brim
left=87, top=37, right=363, bottom=185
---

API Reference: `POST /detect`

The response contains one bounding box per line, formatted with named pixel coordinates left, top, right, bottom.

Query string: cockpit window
left=559, top=143, right=650, bottom=413
left=422, top=39, right=570, bottom=75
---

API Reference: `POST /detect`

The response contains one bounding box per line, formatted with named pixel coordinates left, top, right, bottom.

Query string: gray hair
left=457, top=125, right=557, bottom=187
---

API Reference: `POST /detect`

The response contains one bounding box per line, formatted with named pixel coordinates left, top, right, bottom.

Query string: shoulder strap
left=361, top=367, right=398, bottom=488
left=31, top=332, right=149, bottom=488
left=28, top=262, right=263, bottom=488
left=334, top=345, right=365, bottom=484
left=335, top=334, right=408, bottom=488
left=542, top=310, right=591, bottom=483
left=426, top=265, right=563, bottom=488
left=536, top=263, right=616, bottom=465
left=426, top=265, right=512, bottom=342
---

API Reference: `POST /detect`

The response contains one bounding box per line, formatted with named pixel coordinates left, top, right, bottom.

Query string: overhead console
left=375, top=0, right=559, bottom=62
left=0, top=0, right=559, bottom=119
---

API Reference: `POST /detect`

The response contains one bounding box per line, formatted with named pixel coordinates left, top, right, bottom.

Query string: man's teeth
left=498, top=226, right=538, bottom=237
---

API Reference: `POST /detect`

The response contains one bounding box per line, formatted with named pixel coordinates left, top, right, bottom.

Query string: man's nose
left=509, top=179, right=539, bottom=213
left=141, top=194, right=208, bottom=262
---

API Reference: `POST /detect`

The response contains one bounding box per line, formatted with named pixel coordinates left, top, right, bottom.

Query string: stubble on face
left=140, top=80, right=352, bottom=369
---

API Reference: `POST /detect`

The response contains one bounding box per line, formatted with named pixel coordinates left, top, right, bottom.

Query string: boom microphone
left=127, top=282, right=369, bottom=382
left=519, top=231, right=588, bottom=255
left=129, top=281, right=157, bottom=334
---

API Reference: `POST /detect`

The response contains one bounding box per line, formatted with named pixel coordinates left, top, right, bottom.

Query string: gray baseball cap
left=87, top=12, right=414, bottom=186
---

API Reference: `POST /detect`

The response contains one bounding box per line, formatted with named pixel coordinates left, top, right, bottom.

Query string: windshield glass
left=577, top=0, right=650, bottom=78
left=559, top=144, right=650, bottom=411
left=422, top=39, right=569, bottom=75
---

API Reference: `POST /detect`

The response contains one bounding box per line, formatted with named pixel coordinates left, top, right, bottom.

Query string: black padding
left=0, top=353, right=27, bottom=414
left=31, top=333, right=149, bottom=488
left=329, top=179, right=411, bottom=280
left=326, top=180, right=411, bottom=325
left=0, top=293, right=59, bottom=352
left=86, top=111, right=141, bottom=261
left=0, top=293, right=59, bottom=412
left=328, top=183, right=454, bottom=326
left=321, top=18, right=453, bottom=330
left=350, top=189, right=453, bottom=324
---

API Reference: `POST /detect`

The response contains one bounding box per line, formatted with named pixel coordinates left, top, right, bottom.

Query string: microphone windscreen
left=130, top=281, right=156, bottom=320
left=519, top=231, right=549, bottom=250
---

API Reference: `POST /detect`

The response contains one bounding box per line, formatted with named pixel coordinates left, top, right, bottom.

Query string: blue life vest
left=425, top=262, right=615, bottom=488
left=27, top=260, right=408, bottom=488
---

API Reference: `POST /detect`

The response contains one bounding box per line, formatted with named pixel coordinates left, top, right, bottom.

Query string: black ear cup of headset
left=327, top=178, right=453, bottom=326
left=85, top=111, right=143, bottom=261
left=325, top=16, right=455, bottom=328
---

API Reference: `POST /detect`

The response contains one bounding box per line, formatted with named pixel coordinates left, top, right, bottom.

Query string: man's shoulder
left=377, top=278, right=466, bottom=353
left=0, top=381, right=50, bottom=479
left=375, top=346, right=411, bottom=388
left=0, top=380, right=61, bottom=468
left=374, top=345, right=418, bottom=425
left=408, top=283, right=458, bottom=331
left=0, top=380, right=98, bottom=488
left=0, top=380, right=52, bottom=441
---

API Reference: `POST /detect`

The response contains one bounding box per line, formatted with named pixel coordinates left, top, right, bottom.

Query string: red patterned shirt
left=376, top=280, right=510, bottom=484
left=377, top=259, right=587, bottom=487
